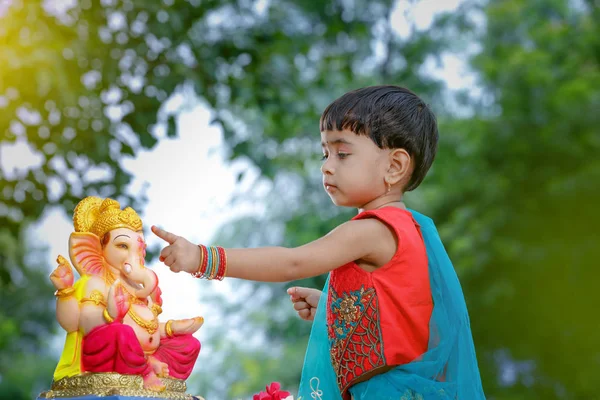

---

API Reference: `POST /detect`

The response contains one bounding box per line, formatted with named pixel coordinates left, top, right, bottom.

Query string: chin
left=328, top=192, right=361, bottom=208
left=330, top=198, right=354, bottom=208
left=328, top=197, right=343, bottom=207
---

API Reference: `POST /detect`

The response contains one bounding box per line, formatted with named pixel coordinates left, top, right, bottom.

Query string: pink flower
left=253, top=382, right=291, bottom=400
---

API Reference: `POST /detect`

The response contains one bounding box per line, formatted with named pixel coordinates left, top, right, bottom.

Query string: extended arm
left=152, top=218, right=392, bottom=282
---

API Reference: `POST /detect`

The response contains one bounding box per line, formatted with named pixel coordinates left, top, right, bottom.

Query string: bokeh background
left=1, top=0, right=598, bottom=399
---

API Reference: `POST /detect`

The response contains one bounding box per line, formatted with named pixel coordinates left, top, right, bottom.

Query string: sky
left=3, top=0, right=473, bottom=368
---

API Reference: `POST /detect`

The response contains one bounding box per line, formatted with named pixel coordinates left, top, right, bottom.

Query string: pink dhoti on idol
left=152, top=334, right=201, bottom=379
left=40, top=196, right=204, bottom=399
left=81, top=323, right=200, bottom=380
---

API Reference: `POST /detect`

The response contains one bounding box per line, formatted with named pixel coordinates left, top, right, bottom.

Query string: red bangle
left=216, top=247, right=227, bottom=280
left=202, top=245, right=209, bottom=274
left=192, top=245, right=208, bottom=278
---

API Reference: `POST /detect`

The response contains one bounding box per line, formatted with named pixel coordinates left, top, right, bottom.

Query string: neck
left=358, top=197, right=406, bottom=213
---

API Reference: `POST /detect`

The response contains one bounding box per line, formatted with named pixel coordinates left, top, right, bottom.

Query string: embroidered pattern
left=328, top=286, right=385, bottom=396
left=309, top=377, right=323, bottom=399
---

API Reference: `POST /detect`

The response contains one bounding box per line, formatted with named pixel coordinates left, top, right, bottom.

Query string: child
left=152, top=86, right=485, bottom=399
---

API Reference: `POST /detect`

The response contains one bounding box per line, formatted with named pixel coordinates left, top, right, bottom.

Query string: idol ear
left=69, top=232, right=104, bottom=276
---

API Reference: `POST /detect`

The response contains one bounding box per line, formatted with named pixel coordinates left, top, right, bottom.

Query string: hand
left=151, top=226, right=201, bottom=274
left=50, top=255, right=75, bottom=290
left=169, top=317, right=204, bottom=336
left=107, top=280, right=130, bottom=322
left=287, top=287, right=322, bottom=321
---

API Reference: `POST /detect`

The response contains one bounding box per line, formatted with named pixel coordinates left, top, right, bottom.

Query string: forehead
left=321, top=129, right=382, bottom=154
left=320, top=129, right=356, bottom=146
left=109, top=228, right=144, bottom=241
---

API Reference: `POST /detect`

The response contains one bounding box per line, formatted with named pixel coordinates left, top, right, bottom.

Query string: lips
left=324, top=183, right=338, bottom=192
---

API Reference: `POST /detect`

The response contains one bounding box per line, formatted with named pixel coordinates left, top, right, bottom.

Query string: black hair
left=320, top=85, right=438, bottom=191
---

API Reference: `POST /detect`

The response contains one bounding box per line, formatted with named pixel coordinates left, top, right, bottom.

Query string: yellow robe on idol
left=53, top=275, right=90, bottom=381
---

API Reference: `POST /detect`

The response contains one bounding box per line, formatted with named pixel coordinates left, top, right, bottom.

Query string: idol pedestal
left=36, top=373, right=204, bottom=400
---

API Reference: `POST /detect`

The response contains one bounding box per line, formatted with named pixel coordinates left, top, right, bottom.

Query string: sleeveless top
left=326, top=207, right=433, bottom=399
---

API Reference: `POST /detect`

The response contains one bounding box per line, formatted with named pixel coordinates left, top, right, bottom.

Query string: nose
left=321, top=158, right=334, bottom=175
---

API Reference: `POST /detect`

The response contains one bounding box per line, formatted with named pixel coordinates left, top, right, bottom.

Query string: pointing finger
left=152, top=225, right=179, bottom=245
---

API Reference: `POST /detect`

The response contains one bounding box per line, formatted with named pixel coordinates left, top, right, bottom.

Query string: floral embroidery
left=329, top=288, right=366, bottom=341
left=328, top=285, right=385, bottom=398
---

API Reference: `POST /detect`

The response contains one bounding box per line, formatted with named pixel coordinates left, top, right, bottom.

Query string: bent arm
left=78, top=277, right=109, bottom=335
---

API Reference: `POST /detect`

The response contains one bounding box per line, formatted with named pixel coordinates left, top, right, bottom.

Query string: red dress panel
left=327, top=207, right=433, bottom=399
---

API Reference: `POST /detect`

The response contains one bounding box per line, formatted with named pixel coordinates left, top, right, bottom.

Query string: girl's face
left=321, top=129, right=390, bottom=210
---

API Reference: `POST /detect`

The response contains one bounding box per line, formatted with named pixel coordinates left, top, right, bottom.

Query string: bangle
left=80, top=290, right=107, bottom=307
left=165, top=320, right=174, bottom=338
left=209, top=247, right=219, bottom=280
left=198, top=244, right=205, bottom=274
left=55, top=287, right=76, bottom=298
left=205, top=245, right=214, bottom=277
left=192, top=245, right=208, bottom=278
left=216, top=247, right=227, bottom=281
left=192, top=245, right=227, bottom=280
left=103, top=308, right=114, bottom=323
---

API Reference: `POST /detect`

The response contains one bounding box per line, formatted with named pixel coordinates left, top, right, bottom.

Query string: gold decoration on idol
left=73, top=196, right=143, bottom=238
left=127, top=307, right=159, bottom=335
left=37, top=372, right=204, bottom=400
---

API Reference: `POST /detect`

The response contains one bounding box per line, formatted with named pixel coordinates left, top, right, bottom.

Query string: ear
left=69, top=232, right=104, bottom=276
left=385, top=148, right=412, bottom=187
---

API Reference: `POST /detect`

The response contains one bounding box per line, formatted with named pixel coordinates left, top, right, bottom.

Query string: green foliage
left=0, top=228, right=57, bottom=399
left=435, top=1, right=600, bottom=396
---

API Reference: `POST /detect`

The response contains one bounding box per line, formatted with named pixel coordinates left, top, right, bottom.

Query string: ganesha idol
left=38, top=196, right=204, bottom=399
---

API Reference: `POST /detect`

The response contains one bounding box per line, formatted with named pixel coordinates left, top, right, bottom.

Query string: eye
left=117, top=243, right=129, bottom=249
left=338, top=152, right=349, bottom=159
left=321, top=153, right=328, bottom=161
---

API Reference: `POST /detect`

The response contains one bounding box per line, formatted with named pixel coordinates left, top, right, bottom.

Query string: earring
left=385, top=179, right=391, bottom=193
